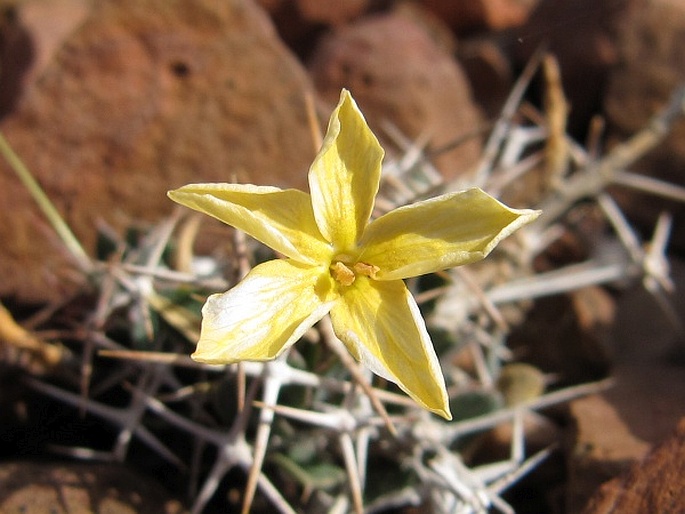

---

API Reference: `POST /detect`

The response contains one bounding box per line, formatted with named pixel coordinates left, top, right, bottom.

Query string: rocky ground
left=1, top=0, right=684, bottom=512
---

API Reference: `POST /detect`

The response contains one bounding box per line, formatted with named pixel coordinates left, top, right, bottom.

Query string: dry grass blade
left=0, top=301, right=68, bottom=374
left=0, top=132, right=92, bottom=272
left=538, top=85, right=685, bottom=224
left=542, top=53, right=569, bottom=184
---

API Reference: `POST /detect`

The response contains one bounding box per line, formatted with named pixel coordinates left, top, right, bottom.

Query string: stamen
left=330, top=261, right=355, bottom=286
left=353, top=262, right=379, bottom=279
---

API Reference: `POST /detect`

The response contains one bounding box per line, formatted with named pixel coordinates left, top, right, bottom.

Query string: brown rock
left=0, top=3, right=33, bottom=118
left=309, top=11, right=483, bottom=181
left=457, top=36, right=514, bottom=116
left=604, top=0, right=685, bottom=251
left=511, top=0, right=636, bottom=135
left=256, top=0, right=371, bottom=26
left=255, top=0, right=373, bottom=59
left=506, top=290, right=613, bottom=384
left=0, top=0, right=316, bottom=303
left=581, top=417, right=685, bottom=514
left=567, top=394, right=651, bottom=513
left=567, top=363, right=685, bottom=512
left=567, top=256, right=685, bottom=510
left=605, top=0, right=685, bottom=143
left=476, top=411, right=562, bottom=462
left=0, top=0, right=91, bottom=119
left=0, top=461, right=185, bottom=513
left=603, top=363, right=685, bottom=450
left=609, top=256, right=685, bottom=365
left=419, top=0, right=539, bottom=33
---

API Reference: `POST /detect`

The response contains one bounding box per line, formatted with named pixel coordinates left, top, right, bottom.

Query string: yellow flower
left=168, top=90, right=539, bottom=419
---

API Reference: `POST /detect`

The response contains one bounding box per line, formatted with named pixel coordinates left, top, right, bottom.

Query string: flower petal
left=308, top=89, right=384, bottom=251
left=330, top=277, right=451, bottom=419
left=192, top=259, right=336, bottom=364
left=168, top=184, right=331, bottom=264
left=359, top=188, right=540, bottom=280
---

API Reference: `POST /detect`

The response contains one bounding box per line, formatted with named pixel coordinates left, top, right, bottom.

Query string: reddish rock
left=478, top=411, right=562, bottom=462
left=581, top=417, right=685, bottom=514
left=604, top=0, right=685, bottom=251
left=255, top=0, right=374, bottom=59
left=308, top=11, right=483, bottom=181
left=0, top=0, right=316, bottom=303
left=609, top=257, right=685, bottom=365
left=457, top=36, right=514, bottom=116
left=567, top=363, right=685, bottom=511
left=419, top=0, right=539, bottom=33
left=567, top=394, right=651, bottom=513
left=0, top=461, right=185, bottom=513
left=257, top=0, right=371, bottom=26
left=0, top=0, right=90, bottom=119
left=566, top=257, right=685, bottom=510
left=511, top=0, right=636, bottom=135
left=605, top=0, right=685, bottom=141
left=0, top=3, right=33, bottom=118
left=506, top=290, right=613, bottom=384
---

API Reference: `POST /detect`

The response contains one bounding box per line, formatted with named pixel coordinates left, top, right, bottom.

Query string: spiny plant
left=2, top=51, right=684, bottom=513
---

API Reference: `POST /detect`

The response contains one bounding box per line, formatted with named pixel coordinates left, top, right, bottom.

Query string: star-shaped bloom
left=168, top=90, right=539, bottom=419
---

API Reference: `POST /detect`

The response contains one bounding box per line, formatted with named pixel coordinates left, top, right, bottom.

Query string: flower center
left=330, top=256, right=379, bottom=286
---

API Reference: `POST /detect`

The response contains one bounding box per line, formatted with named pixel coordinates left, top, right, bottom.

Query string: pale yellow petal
left=168, top=184, right=331, bottom=264
left=192, top=259, right=336, bottom=364
left=358, top=188, right=540, bottom=280
left=308, top=89, right=384, bottom=252
left=330, top=277, right=451, bottom=419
